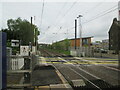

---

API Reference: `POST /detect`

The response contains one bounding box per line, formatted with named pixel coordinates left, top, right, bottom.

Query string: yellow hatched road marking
left=34, top=86, right=50, bottom=90
left=82, top=58, right=118, bottom=60
left=39, top=61, right=118, bottom=65
left=39, top=57, right=118, bottom=65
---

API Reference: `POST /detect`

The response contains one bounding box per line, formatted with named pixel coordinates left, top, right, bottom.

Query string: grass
left=46, top=48, right=70, bottom=55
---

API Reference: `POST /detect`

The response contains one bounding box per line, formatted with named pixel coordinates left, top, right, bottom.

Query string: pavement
left=32, top=65, right=62, bottom=86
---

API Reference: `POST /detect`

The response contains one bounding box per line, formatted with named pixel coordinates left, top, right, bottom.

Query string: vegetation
left=39, top=39, right=71, bottom=55
left=1, top=17, right=40, bottom=54
left=51, top=39, right=70, bottom=51
left=2, top=17, right=40, bottom=46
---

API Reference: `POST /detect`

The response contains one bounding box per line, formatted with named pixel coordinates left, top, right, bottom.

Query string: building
left=92, top=41, right=102, bottom=49
left=108, top=18, right=120, bottom=54
left=70, top=37, right=92, bottom=48
left=102, top=39, right=109, bottom=50
left=70, top=37, right=93, bottom=57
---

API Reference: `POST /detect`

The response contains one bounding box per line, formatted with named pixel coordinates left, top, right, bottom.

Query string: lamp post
left=77, top=15, right=83, bottom=57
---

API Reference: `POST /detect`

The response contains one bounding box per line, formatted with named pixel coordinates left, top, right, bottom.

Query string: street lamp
left=77, top=15, right=83, bottom=57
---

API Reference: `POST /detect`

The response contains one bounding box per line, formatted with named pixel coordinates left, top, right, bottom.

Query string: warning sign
left=20, top=46, right=29, bottom=56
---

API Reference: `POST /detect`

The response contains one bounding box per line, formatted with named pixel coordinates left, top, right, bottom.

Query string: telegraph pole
left=77, top=15, right=83, bottom=56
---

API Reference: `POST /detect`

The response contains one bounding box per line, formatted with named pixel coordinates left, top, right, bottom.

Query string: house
left=108, top=18, right=120, bottom=54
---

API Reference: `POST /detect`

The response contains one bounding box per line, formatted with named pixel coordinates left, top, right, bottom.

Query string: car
left=100, top=49, right=108, bottom=53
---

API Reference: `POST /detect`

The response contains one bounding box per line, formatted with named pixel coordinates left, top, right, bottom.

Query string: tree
left=51, top=39, right=70, bottom=51
left=2, top=17, right=40, bottom=45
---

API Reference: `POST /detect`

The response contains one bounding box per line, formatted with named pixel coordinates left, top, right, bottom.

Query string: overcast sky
left=0, top=0, right=119, bottom=44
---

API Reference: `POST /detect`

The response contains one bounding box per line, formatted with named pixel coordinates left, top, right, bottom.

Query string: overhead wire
left=49, top=1, right=104, bottom=39
left=48, top=0, right=77, bottom=31
left=42, top=0, right=77, bottom=42
left=54, top=1, right=104, bottom=31
left=54, top=2, right=68, bottom=23
left=40, top=0, right=45, bottom=27
left=83, top=5, right=118, bottom=24
left=63, top=2, right=117, bottom=31
left=66, top=4, right=118, bottom=31
left=82, top=0, right=105, bottom=16
left=45, top=1, right=68, bottom=32
left=49, top=0, right=77, bottom=40
left=41, top=2, right=118, bottom=43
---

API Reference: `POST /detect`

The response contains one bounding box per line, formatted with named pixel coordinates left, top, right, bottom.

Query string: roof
left=70, top=36, right=93, bottom=40
left=109, top=18, right=120, bottom=33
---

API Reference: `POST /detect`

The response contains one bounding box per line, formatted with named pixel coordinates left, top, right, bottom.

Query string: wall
left=70, top=37, right=91, bottom=48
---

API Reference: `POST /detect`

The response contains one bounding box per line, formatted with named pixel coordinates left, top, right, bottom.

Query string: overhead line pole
left=75, top=19, right=77, bottom=50
left=31, top=17, right=33, bottom=46
left=77, top=15, right=83, bottom=57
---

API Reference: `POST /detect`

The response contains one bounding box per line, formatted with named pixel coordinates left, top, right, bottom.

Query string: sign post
left=0, top=32, right=7, bottom=90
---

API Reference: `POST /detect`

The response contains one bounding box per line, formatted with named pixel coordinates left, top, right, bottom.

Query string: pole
left=75, top=19, right=77, bottom=50
left=34, top=16, right=36, bottom=46
left=34, top=16, right=38, bottom=52
left=77, top=15, right=83, bottom=57
left=118, top=1, right=120, bottom=21
left=31, top=17, right=33, bottom=46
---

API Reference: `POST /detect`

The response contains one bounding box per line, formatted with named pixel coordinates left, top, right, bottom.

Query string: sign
left=11, top=40, right=19, bottom=47
left=20, top=46, right=29, bottom=56
left=0, top=32, right=7, bottom=90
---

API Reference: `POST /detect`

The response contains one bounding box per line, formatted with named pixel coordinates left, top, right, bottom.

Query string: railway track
left=39, top=49, right=120, bottom=89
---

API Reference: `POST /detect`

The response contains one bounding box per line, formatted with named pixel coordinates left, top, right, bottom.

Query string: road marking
left=69, top=67, right=102, bottom=90
left=102, top=65, right=120, bottom=72
left=83, top=58, right=118, bottom=61
left=58, top=57, right=101, bottom=80
left=39, top=57, right=118, bottom=65
left=74, top=57, right=118, bottom=65
left=39, top=57, right=47, bottom=65
left=75, top=66, right=100, bottom=79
